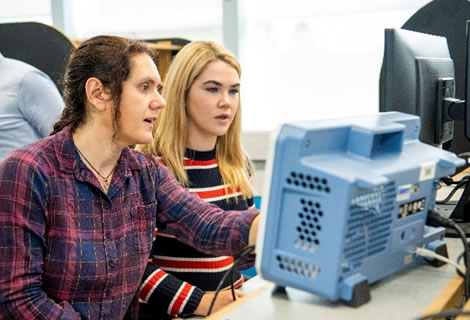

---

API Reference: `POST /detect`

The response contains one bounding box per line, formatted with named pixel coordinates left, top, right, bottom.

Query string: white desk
left=206, top=238, right=464, bottom=320
left=200, top=174, right=470, bottom=319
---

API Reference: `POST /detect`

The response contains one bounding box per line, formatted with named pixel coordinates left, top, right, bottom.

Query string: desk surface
left=201, top=172, right=470, bottom=319
left=206, top=237, right=463, bottom=320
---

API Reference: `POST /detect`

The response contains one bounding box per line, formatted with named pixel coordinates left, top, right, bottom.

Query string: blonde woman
left=137, top=41, right=255, bottom=319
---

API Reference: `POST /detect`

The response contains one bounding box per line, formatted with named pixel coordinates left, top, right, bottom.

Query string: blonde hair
left=137, top=40, right=254, bottom=198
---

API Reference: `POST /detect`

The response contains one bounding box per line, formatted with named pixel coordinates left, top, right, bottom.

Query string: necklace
left=76, top=146, right=118, bottom=191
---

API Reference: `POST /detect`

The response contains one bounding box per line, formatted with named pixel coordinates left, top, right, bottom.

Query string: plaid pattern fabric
left=0, top=127, right=258, bottom=320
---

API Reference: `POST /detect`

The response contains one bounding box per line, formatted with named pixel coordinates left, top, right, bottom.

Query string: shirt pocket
left=129, top=203, right=156, bottom=254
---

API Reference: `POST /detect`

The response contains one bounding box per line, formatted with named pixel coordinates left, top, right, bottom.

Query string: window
left=232, top=0, right=432, bottom=131
left=0, top=0, right=52, bottom=24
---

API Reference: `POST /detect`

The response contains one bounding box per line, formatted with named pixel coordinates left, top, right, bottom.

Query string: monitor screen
left=379, top=28, right=459, bottom=146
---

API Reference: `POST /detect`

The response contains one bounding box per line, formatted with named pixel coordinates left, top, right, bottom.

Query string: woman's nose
left=218, top=93, right=231, bottom=108
left=150, top=93, right=166, bottom=110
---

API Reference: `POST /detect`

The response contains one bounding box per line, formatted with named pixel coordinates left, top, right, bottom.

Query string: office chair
left=0, top=21, right=76, bottom=93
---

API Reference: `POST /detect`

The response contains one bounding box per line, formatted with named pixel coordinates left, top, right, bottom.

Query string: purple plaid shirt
left=0, top=127, right=258, bottom=320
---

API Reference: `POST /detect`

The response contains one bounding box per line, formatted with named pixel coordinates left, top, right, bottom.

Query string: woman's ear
left=85, top=77, right=112, bottom=112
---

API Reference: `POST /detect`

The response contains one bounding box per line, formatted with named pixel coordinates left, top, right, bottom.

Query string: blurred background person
left=0, top=51, right=64, bottom=162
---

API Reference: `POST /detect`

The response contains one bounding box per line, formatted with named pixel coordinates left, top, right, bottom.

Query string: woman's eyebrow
left=202, top=80, right=222, bottom=86
left=139, top=77, right=158, bottom=84
left=202, top=80, right=240, bottom=87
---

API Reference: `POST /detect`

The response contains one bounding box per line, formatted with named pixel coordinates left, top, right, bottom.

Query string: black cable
left=436, top=177, right=469, bottom=204
left=440, top=176, right=453, bottom=186
left=206, top=245, right=255, bottom=316
left=230, top=260, right=236, bottom=300
left=427, top=210, right=469, bottom=300
left=416, top=309, right=470, bottom=320
left=458, top=152, right=470, bottom=161
left=206, top=245, right=255, bottom=315
left=454, top=153, right=470, bottom=175
left=456, top=228, right=469, bottom=300
left=440, top=175, right=470, bottom=186
left=457, top=251, right=466, bottom=277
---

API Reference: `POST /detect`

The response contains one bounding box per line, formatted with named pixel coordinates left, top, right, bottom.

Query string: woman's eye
left=140, top=84, right=149, bottom=91
left=206, top=87, right=217, bottom=93
left=229, top=88, right=239, bottom=95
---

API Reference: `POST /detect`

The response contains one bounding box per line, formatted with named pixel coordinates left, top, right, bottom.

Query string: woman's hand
left=194, top=289, right=246, bottom=316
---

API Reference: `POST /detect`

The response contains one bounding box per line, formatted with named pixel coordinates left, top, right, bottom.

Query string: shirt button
left=109, top=260, right=116, bottom=268
left=106, top=231, right=111, bottom=239
left=103, top=202, right=111, bottom=209
left=106, top=288, right=112, bottom=296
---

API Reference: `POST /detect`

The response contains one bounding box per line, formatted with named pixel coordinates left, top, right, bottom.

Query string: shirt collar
left=185, top=147, right=216, bottom=161
left=53, top=126, right=142, bottom=176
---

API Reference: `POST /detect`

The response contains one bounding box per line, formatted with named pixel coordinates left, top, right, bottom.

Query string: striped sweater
left=139, top=148, right=254, bottom=319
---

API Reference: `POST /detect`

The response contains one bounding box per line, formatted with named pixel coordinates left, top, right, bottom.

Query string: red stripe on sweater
left=193, top=186, right=241, bottom=199
left=170, top=283, right=193, bottom=316
left=183, top=158, right=217, bottom=166
left=151, top=256, right=234, bottom=270
left=139, top=269, right=167, bottom=302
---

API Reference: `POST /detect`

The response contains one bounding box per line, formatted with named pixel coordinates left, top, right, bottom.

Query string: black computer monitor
left=379, top=27, right=470, bottom=234
left=450, top=23, right=470, bottom=229
left=379, top=28, right=466, bottom=146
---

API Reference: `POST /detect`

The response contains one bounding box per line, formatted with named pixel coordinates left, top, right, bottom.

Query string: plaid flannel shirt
left=0, top=127, right=258, bottom=320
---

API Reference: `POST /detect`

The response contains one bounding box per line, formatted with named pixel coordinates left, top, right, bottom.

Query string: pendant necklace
left=76, top=146, right=118, bottom=191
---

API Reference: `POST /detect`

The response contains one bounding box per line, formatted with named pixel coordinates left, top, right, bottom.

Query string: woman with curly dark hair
left=0, top=35, right=259, bottom=320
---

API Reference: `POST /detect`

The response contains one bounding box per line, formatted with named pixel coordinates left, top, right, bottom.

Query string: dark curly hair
left=51, top=35, right=158, bottom=135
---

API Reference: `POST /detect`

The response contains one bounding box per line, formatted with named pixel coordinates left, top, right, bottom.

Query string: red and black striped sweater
left=139, top=148, right=255, bottom=319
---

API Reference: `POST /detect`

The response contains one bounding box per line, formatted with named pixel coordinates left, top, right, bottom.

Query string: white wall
left=236, top=0, right=431, bottom=131
left=1, top=1, right=432, bottom=133
left=0, top=0, right=52, bottom=24
left=1, top=1, right=224, bottom=41
left=234, top=0, right=432, bottom=196
left=58, top=0, right=224, bottom=42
